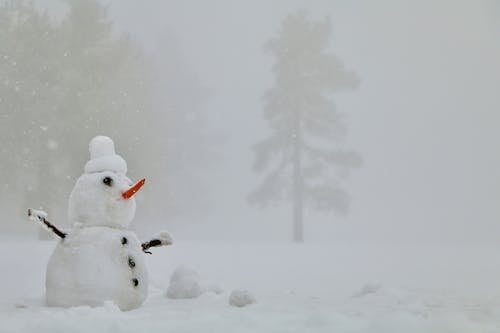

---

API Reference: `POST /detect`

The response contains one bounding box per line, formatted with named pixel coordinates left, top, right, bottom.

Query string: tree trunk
left=292, top=115, right=304, bottom=242
left=292, top=177, right=303, bottom=242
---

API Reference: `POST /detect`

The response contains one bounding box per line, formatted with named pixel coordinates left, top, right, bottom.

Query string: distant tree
left=55, top=0, right=156, bottom=176
left=0, top=1, right=64, bottom=235
left=46, top=0, right=157, bottom=226
left=0, top=0, right=158, bottom=234
left=0, top=0, right=218, bottom=236
left=249, top=11, right=361, bottom=242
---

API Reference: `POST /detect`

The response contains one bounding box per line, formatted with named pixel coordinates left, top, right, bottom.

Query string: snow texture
left=166, top=265, right=203, bottom=299
left=229, top=290, right=256, bottom=307
left=2, top=240, right=500, bottom=332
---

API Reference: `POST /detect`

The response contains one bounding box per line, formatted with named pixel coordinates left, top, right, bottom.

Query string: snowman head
left=68, top=136, right=145, bottom=229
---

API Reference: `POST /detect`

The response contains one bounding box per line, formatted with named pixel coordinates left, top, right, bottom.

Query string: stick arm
left=141, top=231, right=173, bottom=254
left=27, top=208, right=67, bottom=239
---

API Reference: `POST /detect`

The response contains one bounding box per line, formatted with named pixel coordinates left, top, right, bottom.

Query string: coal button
left=128, top=257, right=136, bottom=268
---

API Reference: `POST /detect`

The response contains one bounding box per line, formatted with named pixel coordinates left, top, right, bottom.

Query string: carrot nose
left=122, top=178, right=146, bottom=199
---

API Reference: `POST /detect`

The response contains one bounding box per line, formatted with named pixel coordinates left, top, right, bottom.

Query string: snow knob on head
left=85, top=135, right=127, bottom=174
left=68, top=136, right=145, bottom=229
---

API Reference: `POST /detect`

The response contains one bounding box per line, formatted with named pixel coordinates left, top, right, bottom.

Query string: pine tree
left=250, top=11, right=361, bottom=242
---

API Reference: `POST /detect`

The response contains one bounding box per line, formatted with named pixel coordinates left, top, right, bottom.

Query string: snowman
left=28, top=136, right=172, bottom=311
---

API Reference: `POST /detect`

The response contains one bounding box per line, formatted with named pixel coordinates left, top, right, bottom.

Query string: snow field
left=1, top=238, right=500, bottom=332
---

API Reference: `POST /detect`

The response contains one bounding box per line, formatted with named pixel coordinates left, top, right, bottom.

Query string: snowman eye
left=102, top=177, right=113, bottom=187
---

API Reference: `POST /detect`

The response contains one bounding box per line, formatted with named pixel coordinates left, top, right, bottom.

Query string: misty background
left=1, top=0, right=499, bottom=245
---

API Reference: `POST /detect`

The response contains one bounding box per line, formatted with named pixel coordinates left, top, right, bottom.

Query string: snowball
left=229, top=290, right=256, bottom=307
left=166, top=266, right=203, bottom=299
left=68, top=172, right=137, bottom=229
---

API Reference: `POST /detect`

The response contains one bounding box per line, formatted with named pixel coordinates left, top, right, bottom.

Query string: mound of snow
left=229, top=290, right=256, bottom=307
left=166, top=266, right=203, bottom=299
left=352, top=283, right=383, bottom=298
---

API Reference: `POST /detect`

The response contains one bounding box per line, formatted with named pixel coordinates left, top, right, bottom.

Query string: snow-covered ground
left=1, top=238, right=499, bottom=332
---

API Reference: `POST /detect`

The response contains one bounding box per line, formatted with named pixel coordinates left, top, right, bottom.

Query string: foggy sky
left=35, top=0, right=500, bottom=244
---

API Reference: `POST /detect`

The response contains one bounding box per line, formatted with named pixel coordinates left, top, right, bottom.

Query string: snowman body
left=45, top=136, right=149, bottom=311
left=46, top=227, right=148, bottom=311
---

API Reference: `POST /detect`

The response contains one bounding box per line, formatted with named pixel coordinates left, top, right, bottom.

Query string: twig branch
left=141, top=231, right=173, bottom=254
left=27, top=209, right=66, bottom=239
left=141, top=239, right=161, bottom=254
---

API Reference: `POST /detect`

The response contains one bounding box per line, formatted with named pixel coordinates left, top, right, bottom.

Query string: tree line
left=0, top=1, right=361, bottom=242
left=0, top=0, right=211, bottom=234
